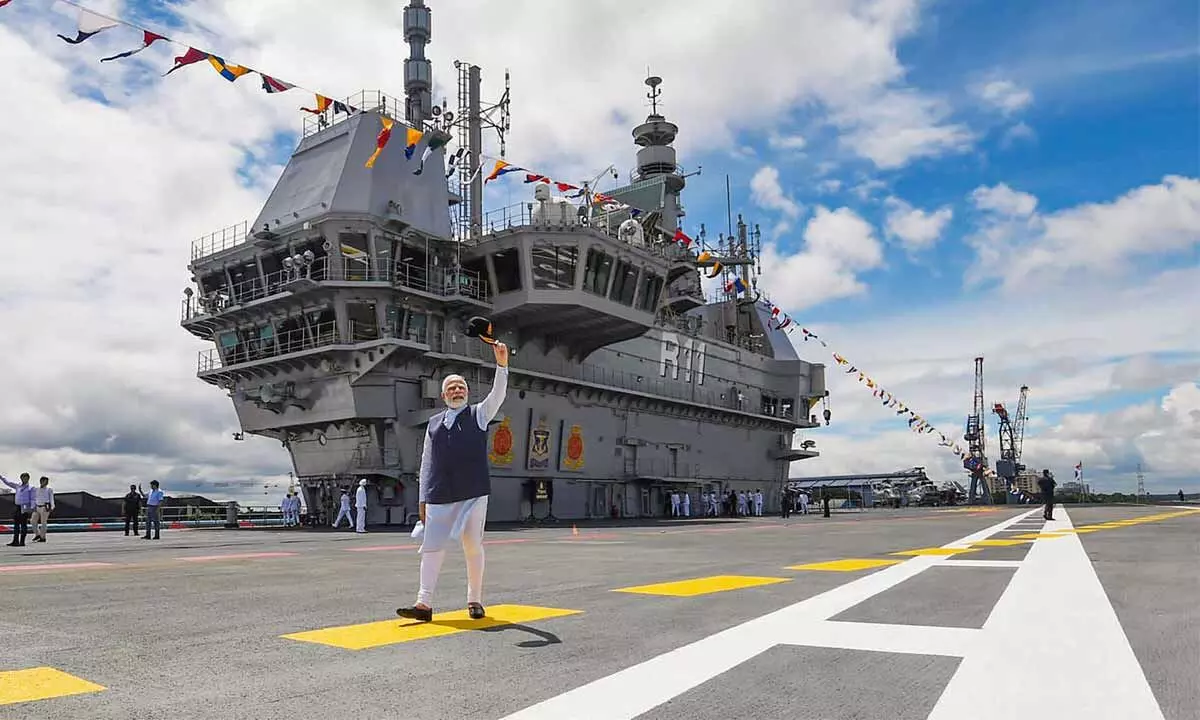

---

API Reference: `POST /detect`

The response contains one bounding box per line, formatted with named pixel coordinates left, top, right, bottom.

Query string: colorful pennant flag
left=364, top=116, right=394, bottom=169
left=414, top=133, right=450, bottom=175
left=207, top=55, right=252, bottom=82
left=260, top=74, right=294, bottom=94
left=403, top=127, right=423, bottom=159
left=100, top=30, right=166, bottom=62
left=484, top=160, right=524, bottom=183
left=57, top=8, right=120, bottom=44
left=163, top=47, right=208, bottom=76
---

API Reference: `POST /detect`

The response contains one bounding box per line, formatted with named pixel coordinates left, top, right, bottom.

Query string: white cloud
left=966, top=175, right=1200, bottom=290
left=757, top=207, right=884, bottom=311
left=767, top=132, right=807, bottom=152
left=883, top=196, right=953, bottom=251
left=749, top=165, right=802, bottom=220
left=787, top=262, right=1200, bottom=493
left=1001, top=121, right=1036, bottom=147
left=971, top=79, right=1034, bottom=115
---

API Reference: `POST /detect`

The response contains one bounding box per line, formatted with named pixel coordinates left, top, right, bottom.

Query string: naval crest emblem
left=527, top=412, right=550, bottom=470
left=489, top=416, right=513, bottom=466
left=561, top=424, right=585, bottom=471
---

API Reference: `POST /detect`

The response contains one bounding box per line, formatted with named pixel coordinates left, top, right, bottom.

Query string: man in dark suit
left=123, top=485, right=143, bottom=536
left=1038, top=470, right=1056, bottom=521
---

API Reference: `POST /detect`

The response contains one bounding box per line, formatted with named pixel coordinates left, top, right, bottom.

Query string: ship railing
left=191, top=220, right=250, bottom=261
left=197, top=321, right=340, bottom=373
left=627, top=165, right=686, bottom=184
left=478, top=201, right=694, bottom=261
left=183, top=259, right=333, bottom=321
left=300, top=90, right=407, bottom=138
left=183, top=260, right=488, bottom=322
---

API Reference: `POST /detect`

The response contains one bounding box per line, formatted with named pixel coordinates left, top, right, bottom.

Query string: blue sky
left=0, top=0, right=1196, bottom=498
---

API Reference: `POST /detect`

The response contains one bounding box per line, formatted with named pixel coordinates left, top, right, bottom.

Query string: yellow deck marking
left=613, top=575, right=790, bottom=597
left=1059, top=528, right=1103, bottom=534
left=281, top=604, right=582, bottom=650
left=786, top=558, right=903, bottom=572
left=969, top=539, right=1032, bottom=547
left=890, top=547, right=980, bottom=557
left=0, top=667, right=105, bottom=706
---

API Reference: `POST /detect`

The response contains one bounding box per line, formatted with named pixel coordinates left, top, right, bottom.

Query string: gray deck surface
left=1, top=504, right=1196, bottom=719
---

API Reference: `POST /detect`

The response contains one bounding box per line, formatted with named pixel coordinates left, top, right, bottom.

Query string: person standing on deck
left=754, top=489, right=763, bottom=516
left=397, top=340, right=509, bottom=623
left=332, top=489, right=353, bottom=529
left=1038, top=470, right=1056, bottom=521
left=123, top=485, right=143, bottom=536
left=143, top=481, right=164, bottom=540
left=30, top=477, right=54, bottom=543
left=354, top=479, right=368, bottom=533
left=1, top=473, right=34, bottom=547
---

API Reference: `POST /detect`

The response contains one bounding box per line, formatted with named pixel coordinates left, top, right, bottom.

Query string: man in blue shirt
left=143, top=480, right=165, bottom=540
left=1, top=473, right=34, bottom=547
left=397, top=340, right=509, bottom=622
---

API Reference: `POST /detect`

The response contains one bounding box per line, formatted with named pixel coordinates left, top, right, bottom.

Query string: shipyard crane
left=993, top=385, right=1030, bottom=503
left=963, top=356, right=991, bottom=504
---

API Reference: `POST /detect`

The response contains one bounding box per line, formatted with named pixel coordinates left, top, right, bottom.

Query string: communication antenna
left=449, top=60, right=513, bottom=240
left=1136, top=462, right=1146, bottom=503
left=646, top=74, right=662, bottom=115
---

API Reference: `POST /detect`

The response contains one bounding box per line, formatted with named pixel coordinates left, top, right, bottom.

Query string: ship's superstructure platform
left=2, top=504, right=1196, bottom=719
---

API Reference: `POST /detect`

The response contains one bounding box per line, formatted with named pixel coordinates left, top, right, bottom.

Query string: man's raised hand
left=492, top=341, right=509, bottom=367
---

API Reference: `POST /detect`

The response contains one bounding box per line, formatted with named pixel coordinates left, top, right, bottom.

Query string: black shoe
left=468, top=603, right=485, bottom=620
left=5, top=541, right=17, bottom=547
left=397, top=606, right=433, bottom=622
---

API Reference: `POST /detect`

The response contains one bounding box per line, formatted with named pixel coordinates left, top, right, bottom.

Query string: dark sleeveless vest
left=425, top=404, right=491, bottom=504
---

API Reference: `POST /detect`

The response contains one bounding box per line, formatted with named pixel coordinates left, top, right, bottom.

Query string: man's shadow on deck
left=478, top=623, right=561, bottom=648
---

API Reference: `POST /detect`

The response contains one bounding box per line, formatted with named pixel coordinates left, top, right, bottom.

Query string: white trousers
left=417, top=496, right=488, bottom=608
left=333, top=507, right=352, bottom=528
left=355, top=507, right=366, bottom=532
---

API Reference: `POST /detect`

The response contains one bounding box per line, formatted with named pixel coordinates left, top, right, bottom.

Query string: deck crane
left=963, top=356, right=991, bottom=504
left=993, top=385, right=1030, bottom=503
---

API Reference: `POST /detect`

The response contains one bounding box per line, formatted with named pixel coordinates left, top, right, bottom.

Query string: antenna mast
left=449, top=60, right=512, bottom=240
left=1136, top=463, right=1146, bottom=503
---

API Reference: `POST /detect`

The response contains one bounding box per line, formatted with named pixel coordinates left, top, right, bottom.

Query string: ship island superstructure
left=178, top=1, right=828, bottom=525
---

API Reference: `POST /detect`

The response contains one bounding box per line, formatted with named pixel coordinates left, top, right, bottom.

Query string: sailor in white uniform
left=355, top=479, right=368, bottom=533
left=332, top=489, right=353, bottom=529
left=397, top=340, right=508, bottom=623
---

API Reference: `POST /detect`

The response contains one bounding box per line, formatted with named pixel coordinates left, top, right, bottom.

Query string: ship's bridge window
left=459, top=257, right=488, bottom=299
left=198, top=271, right=227, bottom=296
left=492, top=250, right=522, bottom=293
left=583, top=248, right=613, bottom=296
left=346, top=302, right=378, bottom=341
left=338, top=232, right=371, bottom=280
left=531, top=244, right=578, bottom=290
left=227, top=262, right=259, bottom=305
left=781, top=398, right=795, bottom=418
left=636, top=272, right=664, bottom=312
left=609, top=260, right=638, bottom=306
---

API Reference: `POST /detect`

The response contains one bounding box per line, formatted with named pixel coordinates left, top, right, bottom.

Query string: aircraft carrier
left=178, top=0, right=827, bottom=526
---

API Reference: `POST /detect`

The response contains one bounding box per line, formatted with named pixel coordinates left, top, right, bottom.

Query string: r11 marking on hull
left=659, top=331, right=706, bottom=385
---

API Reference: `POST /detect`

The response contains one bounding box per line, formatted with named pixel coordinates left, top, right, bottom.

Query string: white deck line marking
left=926, top=508, right=1166, bottom=720
left=933, top=559, right=1023, bottom=568
left=499, top=509, right=1038, bottom=720
left=785, top=620, right=979, bottom=658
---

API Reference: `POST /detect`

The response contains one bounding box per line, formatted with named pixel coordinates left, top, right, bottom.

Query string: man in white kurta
left=397, top=340, right=509, bottom=623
